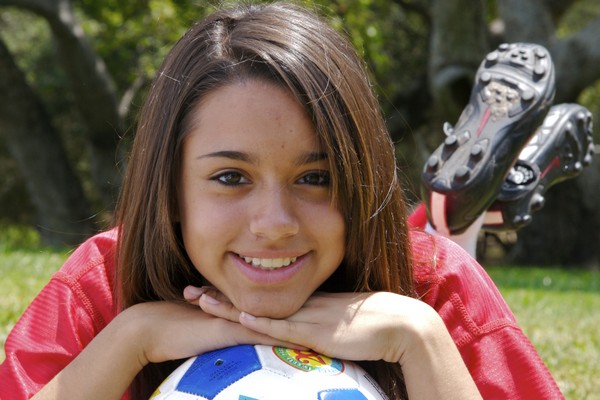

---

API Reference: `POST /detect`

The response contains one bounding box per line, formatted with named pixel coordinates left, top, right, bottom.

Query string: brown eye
left=298, top=171, right=330, bottom=186
left=212, top=171, right=248, bottom=186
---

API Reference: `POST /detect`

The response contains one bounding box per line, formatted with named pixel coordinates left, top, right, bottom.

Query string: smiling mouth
left=238, top=254, right=298, bottom=270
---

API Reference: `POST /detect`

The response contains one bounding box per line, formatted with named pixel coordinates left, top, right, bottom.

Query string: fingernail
left=200, top=293, right=220, bottom=305
left=240, top=311, right=256, bottom=321
left=184, top=286, right=206, bottom=298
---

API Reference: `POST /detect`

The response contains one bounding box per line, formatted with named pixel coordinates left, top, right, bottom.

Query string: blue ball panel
left=318, top=389, right=369, bottom=400
left=177, top=345, right=262, bottom=399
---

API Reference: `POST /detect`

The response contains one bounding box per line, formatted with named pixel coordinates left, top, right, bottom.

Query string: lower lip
left=230, top=253, right=306, bottom=285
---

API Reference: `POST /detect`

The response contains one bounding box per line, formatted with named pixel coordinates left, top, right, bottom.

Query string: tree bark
left=552, top=18, right=600, bottom=102
left=496, top=0, right=556, bottom=44
left=428, top=0, right=488, bottom=124
left=0, top=38, right=95, bottom=246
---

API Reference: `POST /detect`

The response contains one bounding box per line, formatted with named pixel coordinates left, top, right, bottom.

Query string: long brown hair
left=114, top=2, right=412, bottom=398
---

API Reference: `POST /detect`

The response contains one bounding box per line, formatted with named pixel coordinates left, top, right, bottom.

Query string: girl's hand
left=186, top=287, right=432, bottom=363
left=185, top=287, right=482, bottom=399
left=122, top=299, right=298, bottom=366
left=32, top=298, right=297, bottom=400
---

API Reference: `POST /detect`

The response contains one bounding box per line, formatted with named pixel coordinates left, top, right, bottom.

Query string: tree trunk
left=44, top=0, right=124, bottom=209
left=0, top=38, right=95, bottom=246
left=428, top=0, right=488, bottom=124
left=0, top=0, right=124, bottom=210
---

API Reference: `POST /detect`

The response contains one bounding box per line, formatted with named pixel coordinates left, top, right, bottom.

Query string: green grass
left=486, top=266, right=600, bottom=399
left=0, top=227, right=70, bottom=355
left=1, top=230, right=598, bottom=399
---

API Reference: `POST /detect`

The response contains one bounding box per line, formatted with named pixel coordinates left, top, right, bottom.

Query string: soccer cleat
left=483, top=103, right=595, bottom=231
left=422, top=42, right=555, bottom=235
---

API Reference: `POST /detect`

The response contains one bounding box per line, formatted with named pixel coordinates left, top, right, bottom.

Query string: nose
left=249, top=185, right=300, bottom=240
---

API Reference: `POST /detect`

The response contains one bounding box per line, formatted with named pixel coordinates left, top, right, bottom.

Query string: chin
left=237, top=297, right=303, bottom=319
left=252, top=308, right=298, bottom=319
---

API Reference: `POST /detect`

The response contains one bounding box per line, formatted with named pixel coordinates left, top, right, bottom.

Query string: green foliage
left=317, top=0, right=430, bottom=111
left=557, top=0, right=600, bottom=37
left=77, top=0, right=203, bottom=91
left=0, top=225, right=43, bottom=251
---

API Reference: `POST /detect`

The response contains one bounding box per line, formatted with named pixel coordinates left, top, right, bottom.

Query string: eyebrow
left=197, top=151, right=253, bottom=162
left=296, top=151, right=328, bottom=165
left=197, top=150, right=328, bottom=165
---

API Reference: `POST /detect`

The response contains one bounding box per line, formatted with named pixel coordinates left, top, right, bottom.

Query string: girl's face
left=178, top=79, right=346, bottom=318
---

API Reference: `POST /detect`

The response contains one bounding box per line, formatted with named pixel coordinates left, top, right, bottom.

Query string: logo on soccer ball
left=272, top=347, right=344, bottom=375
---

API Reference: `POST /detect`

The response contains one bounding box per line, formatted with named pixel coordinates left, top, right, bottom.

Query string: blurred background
left=1, top=0, right=599, bottom=267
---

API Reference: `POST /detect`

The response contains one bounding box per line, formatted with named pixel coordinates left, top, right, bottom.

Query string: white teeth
left=242, top=256, right=297, bottom=270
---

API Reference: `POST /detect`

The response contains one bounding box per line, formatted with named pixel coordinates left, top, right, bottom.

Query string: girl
left=1, top=2, right=562, bottom=399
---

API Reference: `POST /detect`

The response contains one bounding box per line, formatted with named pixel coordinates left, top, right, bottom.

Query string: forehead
left=183, top=80, right=322, bottom=154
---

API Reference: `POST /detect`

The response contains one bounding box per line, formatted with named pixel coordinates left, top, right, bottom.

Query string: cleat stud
left=458, top=130, right=471, bottom=144
left=454, top=166, right=471, bottom=182
left=442, top=121, right=454, bottom=136
left=565, top=121, right=573, bottom=132
left=534, top=65, right=546, bottom=76
left=444, top=135, right=458, bottom=147
left=486, top=52, right=499, bottom=63
left=480, top=72, right=492, bottom=83
left=522, top=90, right=534, bottom=102
left=531, top=193, right=545, bottom=211
left=427, top=156, right=440, bottom=171
left=470, top=144, right=484, bottom=159
left=513, top=215, right=522, bottom=224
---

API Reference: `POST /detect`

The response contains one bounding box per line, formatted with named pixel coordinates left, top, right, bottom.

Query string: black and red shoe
left=422, top=42, right=555, bottom=235
left=483, top=103, right=595, bottom=231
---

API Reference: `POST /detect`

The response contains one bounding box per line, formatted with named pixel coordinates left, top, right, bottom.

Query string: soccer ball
left=150, top=344, right=387, bottom=399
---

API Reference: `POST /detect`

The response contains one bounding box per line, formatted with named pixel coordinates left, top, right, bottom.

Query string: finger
left=207, top=316, right=304, bottom=350
left=236, top=329, right=307, bottom=351
left=183, top=286, right=230, bottom=305
left=202, top=287, right=233, bottom=303
left=183, top=285, right=209, bottom=304
left=238, top=312, right=316, bottom=349
left=199, top=293, right=242, bottom=323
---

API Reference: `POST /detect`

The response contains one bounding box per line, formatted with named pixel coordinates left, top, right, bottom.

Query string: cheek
left=331, top=215, right=347, bottom=264
left=179, top=197, right=244, bottom=259
left=311, top=205, right=346, bottom=262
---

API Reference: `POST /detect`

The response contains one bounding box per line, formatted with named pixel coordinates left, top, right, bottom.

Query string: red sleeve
left=0, top=230, right=119, bottom=400
left=410, top=230, right=563, bottom=399
left=407, top=203, right=428, bottom=229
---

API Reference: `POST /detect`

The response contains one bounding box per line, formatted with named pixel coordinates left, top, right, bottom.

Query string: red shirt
left=0, top=226, right=563, bottom=399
